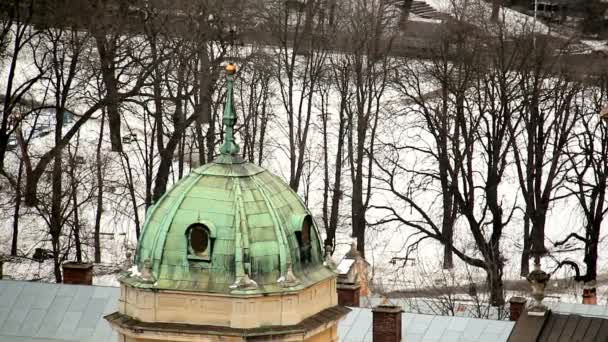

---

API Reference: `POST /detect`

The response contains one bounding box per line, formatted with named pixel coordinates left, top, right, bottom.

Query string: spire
left=219, top=63, right=240, bottom=157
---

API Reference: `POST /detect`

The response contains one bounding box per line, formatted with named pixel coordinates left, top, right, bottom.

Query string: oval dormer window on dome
left=295, top=215, right=313, bottom=263
left=187, top=224, right=212, bottom=261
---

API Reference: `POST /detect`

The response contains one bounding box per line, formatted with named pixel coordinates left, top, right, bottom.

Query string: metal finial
left=220, top=63, right=239, bottom=156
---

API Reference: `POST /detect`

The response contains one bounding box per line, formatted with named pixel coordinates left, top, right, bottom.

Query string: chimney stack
left=509, top=297, right=527, bottom=321
left=583, top=287, right=597, bottom=305
left=372, top=305, right=402, bottom=342
left=62, top=262, right=93, bottom=285
left=337, top=282, right=361, bottom=307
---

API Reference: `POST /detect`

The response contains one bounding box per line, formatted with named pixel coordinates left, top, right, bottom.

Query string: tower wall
left=119, top=277, right=338, bottom=329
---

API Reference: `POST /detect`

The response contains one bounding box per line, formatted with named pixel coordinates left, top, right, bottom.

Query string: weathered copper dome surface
left=123, top=64, right=333, bottom=294
left=125, top=161, right=332, bottom=294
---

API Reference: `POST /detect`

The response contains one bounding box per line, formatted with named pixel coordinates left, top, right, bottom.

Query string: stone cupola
left=105, top=64, right=349, bottom=342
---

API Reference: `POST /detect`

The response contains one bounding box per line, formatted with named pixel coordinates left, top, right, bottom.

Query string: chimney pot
left=62, top=262, right=93, bottom=285
left=509, top=296, right=527, bottom=321
left=372, top=305, right=402, bottom=342
left=583, top=288, right=597, bottom=305
left=337, top=282, right=361, bottom=307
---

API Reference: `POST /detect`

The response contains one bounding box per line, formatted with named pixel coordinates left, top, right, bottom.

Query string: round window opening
left=189, top=225, right=209, bottom=256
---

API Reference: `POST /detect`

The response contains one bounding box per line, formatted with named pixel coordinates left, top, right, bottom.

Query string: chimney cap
left=372, top=305, right=403, bottom=313
left=509, top=296, right=527, bottom=304
left=62, top=262, right=93, bottom=270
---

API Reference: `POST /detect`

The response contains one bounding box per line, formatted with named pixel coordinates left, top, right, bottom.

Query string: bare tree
left=238, top=53, right=273, bottom=165
left=21, top=31, right=156, bottom=206
left=553, top=77, right=608, bottom=287
left=134, top=0, right=244, bottom=203
left=375, top=15, right=531, bottom=306
left=36, top=27, right=89, bottom=282
left=320, top=61, right=348, bottom=253
left=258, top=0, right=330, bottom=191
left=507, top=36, right=580, bottom=275
left=0, top=0, right=45, bottom=172
left=93, top=110, right=106, bottom=262
left=333, top=0, right=397, bottom=258
left=87, top=1, right=134, bottom=153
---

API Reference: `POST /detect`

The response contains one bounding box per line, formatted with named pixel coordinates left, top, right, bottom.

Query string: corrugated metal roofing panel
left=20, top=309, right=46, bottom=335
left=422, top=315, right=450, bottom=340
left=347, top=308, right=373, bottom=340
left=340, top=307, right=515, bottom=342
left=0, top=280, right=119, bottom=342
left=0, top=280, right=516, bottom=342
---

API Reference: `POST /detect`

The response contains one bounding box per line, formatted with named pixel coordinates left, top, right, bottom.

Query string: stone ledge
left=105, top=305, right=351, bottom=338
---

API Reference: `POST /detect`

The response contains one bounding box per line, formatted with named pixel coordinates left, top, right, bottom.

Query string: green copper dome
left=123, top=65, right=334, bottom=295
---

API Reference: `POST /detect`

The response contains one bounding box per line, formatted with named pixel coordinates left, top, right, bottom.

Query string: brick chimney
left=372, top=305, right=402, bottom=342
left=337, top=282, right=361, bottom=307
left=62, top=262, right=93, bottom=285
left=583, top=288, right=597, bottom=305
left=509, top=296, right=527, bottom=321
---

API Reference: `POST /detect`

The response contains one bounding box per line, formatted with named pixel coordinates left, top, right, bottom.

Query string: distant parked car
left=6, top=136, right=17, bottom=150
left=122, top=133, right=138, bottom=143
left=32, top=248, right=53, bottom=262
left=74, top=155, right=86, bottom=165
left=35, top=123, right=52, bottom=137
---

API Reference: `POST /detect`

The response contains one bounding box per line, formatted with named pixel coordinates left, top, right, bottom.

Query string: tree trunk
left=487, top=265, right=505, bottom=306
left=531, top=209, right=548, bottom=257
left=351, top=99, right=368, bottom=257
left=322, top=95, right=330, bottom=233
left=178, top=129, right=185, bottom=179
left=121, top=153, right=141, bottom=238
left=50, top=99, right=64, bottom=282
left=152, top=142, right=179, bottom=202
left=94, top=112, right=105, bottom=263
left=521, top=213, right=531, bottom=276
left=51, top=234, right=62, bottom=283
left=258, top=93, right=268, bottom=165
left=70, top=165, right=82, bottom=263
left=585, top=223, right=600, bottom=282
left=195, top=122, right=206, bottom=166
left=145, top=117, right=155, bottom=210
left=94, top=33, right=122, bottom=152
left=440, top=169, right=454, bottom=269
left=11, top=160, right=23, bottom=256
left=198, top=45, right=215, bottom=163
left=50, top=149, right=63, bottom=282
left=326, top=116, right=345, bottom=251
left=352, top=178, right=366, bottom=258
left=206, top=115, right=216, bottom=162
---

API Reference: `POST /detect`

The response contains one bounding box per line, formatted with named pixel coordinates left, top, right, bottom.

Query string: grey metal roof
left=339, top=307, right=515, bottom=342
left=0, top=280, right=118, bottom=342
left=360, top=296, right=508, bottom=319
left=0, top=279, right=515, bottom=342
left=551, top=301, right=608, bottom=318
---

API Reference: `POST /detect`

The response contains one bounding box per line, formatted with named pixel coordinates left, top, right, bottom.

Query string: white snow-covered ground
left=0, top=19, right=607, bottom=310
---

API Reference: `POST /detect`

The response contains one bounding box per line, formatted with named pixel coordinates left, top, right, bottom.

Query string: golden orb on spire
left=226, top=63, right=236, bottom=74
